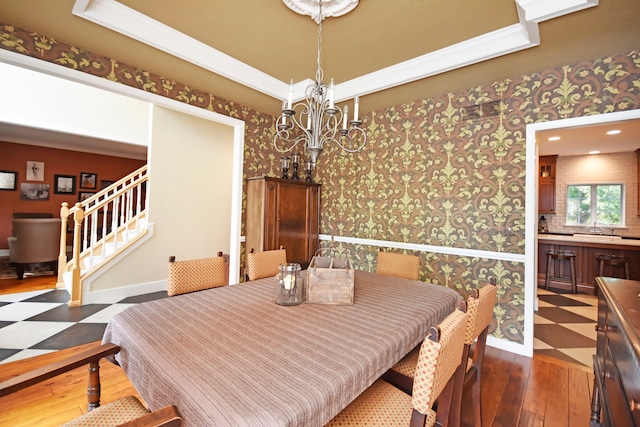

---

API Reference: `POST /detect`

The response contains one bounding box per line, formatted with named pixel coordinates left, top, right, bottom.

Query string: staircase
left=57, top=166, right=148, bottom=307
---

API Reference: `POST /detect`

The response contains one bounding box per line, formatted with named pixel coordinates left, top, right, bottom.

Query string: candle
left=354, top=96, right=359, bottom=121
left=307, top=112, right=312, bottom=129
left=281, top=100, right=286, bottom=125
left=287, top=79, right=293, bottom=109
left=343, top=105, right=348, bottom=129
left=329, top=79, right=335, bottom=109
left=283, top=274, right=296, bottom=290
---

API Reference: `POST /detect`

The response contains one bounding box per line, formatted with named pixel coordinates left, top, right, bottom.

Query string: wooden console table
left=591, top=277, right=640, bottom=426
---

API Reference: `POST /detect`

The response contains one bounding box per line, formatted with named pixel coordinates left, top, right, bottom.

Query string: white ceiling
left=538, top=119, right=640, bottom=157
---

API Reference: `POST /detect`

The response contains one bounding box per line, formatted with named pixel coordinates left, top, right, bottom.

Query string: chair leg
left=15, top=264, right=25, bottom=280
left=471, top=329, right=488, bottom=427
left=545, top=254, right=552, bottom=290
left=448, top=344, right=470, bottom=427
left=598, top=259, right=604, bottom=277
left=569, top=257, right=577, bottom=294
left=435, top=373, right=457, bottom=427
left=625, top=262, right=630, bottom=280
left=471, top=368, right=482, bottom=427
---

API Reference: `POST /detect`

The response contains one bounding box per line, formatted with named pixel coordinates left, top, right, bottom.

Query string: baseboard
left=82, top=279, right=167, bottom=304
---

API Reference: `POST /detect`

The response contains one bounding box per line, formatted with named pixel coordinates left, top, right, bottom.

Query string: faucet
left=587, top=221, right=603, bottom=234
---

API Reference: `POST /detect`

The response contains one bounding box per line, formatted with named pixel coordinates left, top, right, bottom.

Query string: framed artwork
left=54, top=174, right=76, bottom=194
left=100, top=180, right=116, bottom=190
left=0, top=170, right=17, bottom=190
left=80, top=172, right=97, bottom=189
left=79, top=191, right=96, bottom=202
left=20, top=183, right=50, bottom=201
left=26, top=161, right=45, bottom=181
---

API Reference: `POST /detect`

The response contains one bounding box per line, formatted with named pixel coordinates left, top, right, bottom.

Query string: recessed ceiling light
left=589, top=150, right=600, bottom=154
left=547, top=136, right=561, bottom=141
left=606, top=129, right=621, bottom=135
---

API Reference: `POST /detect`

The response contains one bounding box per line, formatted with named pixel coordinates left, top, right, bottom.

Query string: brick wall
left=545, top=151, right=640, bottom=237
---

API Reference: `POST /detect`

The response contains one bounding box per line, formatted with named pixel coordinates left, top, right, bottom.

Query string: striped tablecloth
left=102, top=270, right=461, bottom=426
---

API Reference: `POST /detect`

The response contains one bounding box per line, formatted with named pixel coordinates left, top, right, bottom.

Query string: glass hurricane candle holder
left=275, top=263, right=303, bottom=306
left=291, top=152, right=300, bottom=180
left=305, top=160, right=315, bottom=183
left=281, top=156, right=291, bottom=179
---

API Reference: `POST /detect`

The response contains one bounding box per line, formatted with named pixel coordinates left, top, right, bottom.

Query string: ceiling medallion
left=282, top=0, right=359, bottom=23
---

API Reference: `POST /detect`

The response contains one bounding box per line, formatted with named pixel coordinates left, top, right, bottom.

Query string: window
left=566, top=184, right=624, bottom=226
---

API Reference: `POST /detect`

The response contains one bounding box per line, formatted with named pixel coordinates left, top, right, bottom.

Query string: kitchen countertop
left=538, top=233, right=640, bottom=247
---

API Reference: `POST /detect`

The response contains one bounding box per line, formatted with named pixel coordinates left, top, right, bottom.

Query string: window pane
left=596, top=184, right=622, bottom=225
left=567, top=185, right=591, bottom=224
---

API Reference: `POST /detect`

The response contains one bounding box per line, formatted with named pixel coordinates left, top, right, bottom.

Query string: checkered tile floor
left=0, top=286, right=597, bottom=368
left=534, top=288, right=597, bottom=368
left=0, top=289, right=168, bottom=364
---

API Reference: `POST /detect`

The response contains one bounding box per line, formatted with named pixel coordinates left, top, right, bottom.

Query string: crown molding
left=72, top=0, right=598, bottom=105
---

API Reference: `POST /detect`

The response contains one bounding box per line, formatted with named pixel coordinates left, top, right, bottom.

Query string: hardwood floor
left=0, top=275, right=58, bottom=295
left=0, top=276, right=596, bottom=426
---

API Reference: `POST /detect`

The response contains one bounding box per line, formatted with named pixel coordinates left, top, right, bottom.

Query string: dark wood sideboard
left=245, top=176, right=321, bottom=269
left=591, top=277, right=640, bottom=426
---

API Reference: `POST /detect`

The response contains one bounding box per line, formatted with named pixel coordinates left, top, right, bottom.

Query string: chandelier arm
left=273, top=131, right=307, bottom=154
left=334, top=126, right=367, bottom=153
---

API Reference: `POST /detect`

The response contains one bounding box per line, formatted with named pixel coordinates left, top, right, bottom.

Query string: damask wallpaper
left=2, top=23, right=639, bottom=344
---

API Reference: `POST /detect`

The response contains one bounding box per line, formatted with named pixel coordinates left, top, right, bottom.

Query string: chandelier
left=273, top=0, right=367, bottom=172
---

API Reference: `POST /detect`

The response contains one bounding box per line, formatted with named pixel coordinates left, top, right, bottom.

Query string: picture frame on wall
left=0, top=170, right=17, bottom=190
left=100, top=180, right=115, bottom=190
left=80, top=172, right=97, bottom=189
left=79, top=191, right=96, bottom=202
left=26, top=161, right=44, bottom=181
left=20, top=183, right=50, bottom=201
left=54, top=174, right=76, bottom=194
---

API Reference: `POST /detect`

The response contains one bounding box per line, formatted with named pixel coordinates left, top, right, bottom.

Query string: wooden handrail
left=59, top=165, right=148, bottom=307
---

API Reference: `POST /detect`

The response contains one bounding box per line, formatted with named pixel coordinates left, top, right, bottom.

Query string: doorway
left=524, top=108, right=640, bottom=359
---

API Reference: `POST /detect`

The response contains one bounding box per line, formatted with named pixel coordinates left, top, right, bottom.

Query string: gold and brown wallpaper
left=2, top=23, right=639, bottom=344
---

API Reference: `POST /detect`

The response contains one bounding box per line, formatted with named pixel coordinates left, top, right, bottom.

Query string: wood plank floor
left=0, top=276, right=596, bottom=426
left=0, top=342, right=595, bottom=426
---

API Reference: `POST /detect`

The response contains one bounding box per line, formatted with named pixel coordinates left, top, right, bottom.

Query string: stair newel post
left=69, top=202, right=85, bottom=307
left=57, top=202, right=70, bottom=287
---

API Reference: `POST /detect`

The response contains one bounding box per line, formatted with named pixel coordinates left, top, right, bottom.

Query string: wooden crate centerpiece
left=306, top=256, right=354, bottom=305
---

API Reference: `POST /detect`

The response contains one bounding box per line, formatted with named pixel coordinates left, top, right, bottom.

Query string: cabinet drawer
left=603, top=344, right=635, bottom=426
left=607, top=313, right=640, bottom=426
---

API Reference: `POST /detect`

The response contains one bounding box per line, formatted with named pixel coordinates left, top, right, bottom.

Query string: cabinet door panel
left=277, top=182, right=311, bottom=264
left=264, top=180, right=279, bottom=251
left=539, top=181, right=555, bottom=214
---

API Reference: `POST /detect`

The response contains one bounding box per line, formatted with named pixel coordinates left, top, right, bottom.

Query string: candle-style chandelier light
left=273, top=0, right=367, bottom=171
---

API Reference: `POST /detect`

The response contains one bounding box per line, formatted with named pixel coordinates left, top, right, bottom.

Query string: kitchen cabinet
left=245, top=176, right=320, bottom=269
left=537, top=236, right=640, bottom=294
left=590, top=277, right=640, bottom=426
left=538, top=155, right=557, bottom=214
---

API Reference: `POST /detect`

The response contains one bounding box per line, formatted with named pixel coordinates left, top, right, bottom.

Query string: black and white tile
left=0, top=289, right=167, bottom=364
left=534, top=288, right=598, bottom=368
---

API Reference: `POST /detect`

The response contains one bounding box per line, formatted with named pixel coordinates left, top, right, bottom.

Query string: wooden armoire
left=245, top=176, right=321, bottom=268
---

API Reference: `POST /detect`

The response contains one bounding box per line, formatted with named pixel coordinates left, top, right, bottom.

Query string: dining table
left=102, top=270, right=462, bottom=426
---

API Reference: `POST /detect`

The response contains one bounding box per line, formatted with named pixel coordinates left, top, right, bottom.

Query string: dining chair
left=376, top=249, right=420, bottom=281
left=245, top=247, right=287, bottom=281
left=0, top=342, right=183, bottom=427
left=167, top=252, right=228, bottom=296
left=325, top=302, right=468, bottom=427
left=382, top=279, right=498, bottom=427
left=449, top=277, right=498, bottom=427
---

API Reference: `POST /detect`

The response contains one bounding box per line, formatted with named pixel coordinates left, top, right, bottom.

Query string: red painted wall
left=0, top=141, right=146, bottom=250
